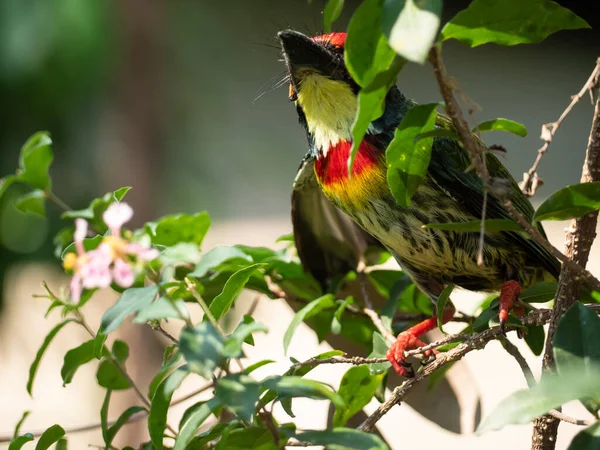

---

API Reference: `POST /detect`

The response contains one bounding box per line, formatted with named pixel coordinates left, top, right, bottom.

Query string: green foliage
left=436, top=284, right=454, bottom=333
left=382, top=0, right=442, bottom=63
left=324, top=0, right=344, bottom=33
left=441, top=0, right=590, bottom=47
left=99, top=286, right=159, bottom=334
left=61, top=339, right=98, bottom=385
left=473, top=118, right=528, bottom=137
left=9, top=434, right=34, bottom=450
left=148, top=212, right=211, bottom=246
left=334, top=366, right=384, bottom=427
left=96, top=340, right=131, bottom=390
left=293, top=428, right=389, bottom=450
left=174, top=398, right=221, bottom=450
left=534, top=182, right=600, bottom=221
left=61, top=187, right=131, bottom=232
left=209, top=263, right=266, bottom=320
left=568, top=422, right=600, bottom=450
left=520, top=282, right=557, bottom=303
left=386, top=103, right=438, bottom=207
left=283, top=294, right=336, bottom=354
left=180, top=322, right=226, bottom=379
left=34, top=425, right=65, bottom=450
left=27, top=319, right=76, bottom=395
left=367, top=332, right=392, bottom=374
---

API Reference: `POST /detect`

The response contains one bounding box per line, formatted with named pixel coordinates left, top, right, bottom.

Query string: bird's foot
left=499, top=280, right=524, bottom=335
left=386, top=330, right=435, bottom=378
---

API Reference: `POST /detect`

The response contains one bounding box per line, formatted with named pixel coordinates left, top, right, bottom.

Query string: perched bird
left=278, top=30, right=560, bottom=377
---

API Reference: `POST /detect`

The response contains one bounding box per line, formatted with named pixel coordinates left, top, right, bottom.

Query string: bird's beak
left=277, top=30, right=338, bottom=91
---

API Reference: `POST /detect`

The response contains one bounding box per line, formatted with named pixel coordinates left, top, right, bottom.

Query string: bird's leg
left=386, top=304, right=455, bottom=377
left=498, top=280, right=523, bottom=335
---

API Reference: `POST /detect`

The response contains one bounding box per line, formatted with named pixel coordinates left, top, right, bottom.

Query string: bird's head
left=277, top=29, right=405, bottom=156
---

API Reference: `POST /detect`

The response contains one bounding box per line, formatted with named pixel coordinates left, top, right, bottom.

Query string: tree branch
left=520, top=58, right=600, bottom=196
left=532, top=58, right=600, bottom=450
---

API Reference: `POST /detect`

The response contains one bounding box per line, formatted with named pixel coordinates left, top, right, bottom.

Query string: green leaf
left=473, top=118, right=527, bottom=137
left=12, top=411, right=30, bottom=440
left=245, top=359, right=276, bottom=374
left=34, top=424, right=65, bottom=450
left=150, top=212, right=211, bottom=247
left=567, top=421, right=600, bottom=450
left=414, top=128, right=459, bottom=142
left=523, top=325, right=545, bottom=356
left=283, top=294, right=336, bottom=354
left=96, top=340, right=131, bottom=390
left=18, top=132, right=53, bottom=190
left=333, top=366, right=383, bottom=427
left=148, top=367, right=190, bottom=450
left=382, top=0, right=442, bottom=63
left=106, top=406, right=146, bottom=446
left=99, top=286, right=159, bottom=334
left=345, top=0, right=395, bottom=88
left=61, top=235, right=103, bottom=260
left=215, top=427, right=277, bottom=450
left=293, top=428, right=389, bottom=450
left=520, top=282, right=557, bottom=303
left=476, top=363, right=600, bottom=434
left=324, top=0, right=344, bottom=33
left=174, top=398, right=221, bottom=450
left=352, top=60, right=406, bottom=172
left=554, top=302, right=600, bottom=413
left=0, top=175, right=17, bottom=200
left=61, top=187, right=131, bottom=234
left=386, top=103, right=438, bottom=207
left=148, top=346, right=182, bottom=399
left=216, top=374, right=260, bottom=422
left=423, top=218, right=522, bottom=233
left=262, top=376, right=345, bottom=408
left=332, top=296, right=355, bottom=334
left=27, top=319, right=76, bottom=395
left=15, top=190, right=46, bottom=217
left=472, top=306, right=497, bottom=332
left=436, top=284, right=454, bottom=333
left=100, top=390, right=110, bottom=443
left=189, top=246, right=252, bottom=278
left=9, top=434, right=34, bottom=450
left=441, top=0, right=590, bottom=47
left=180, top=323, right=225, bottom=380
left=61, top=340, right=97, bottom=385
left=209, top=263, right=266, bottom=320
left=534, top=182, right=600, bottom=221
left=132, top=297, right=188, bottom=323
left=367, top=332, right=392, bottom=374
left=223, top=319, right=268, bottom=358
left=55, top=439, right=67, bottom=450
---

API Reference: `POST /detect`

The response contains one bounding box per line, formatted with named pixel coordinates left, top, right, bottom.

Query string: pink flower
left=103, top=203, right=133, bottom=237
left=126, top=242, right=160, bottom=261
left=65, top=202, right=159, bottom=302
left=112, top=258, right=135, bottom=288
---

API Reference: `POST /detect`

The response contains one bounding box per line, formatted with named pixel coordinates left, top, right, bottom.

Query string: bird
left=277, top=30, right=560, bottom=377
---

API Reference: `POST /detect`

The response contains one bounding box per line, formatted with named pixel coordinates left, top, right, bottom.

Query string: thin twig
left=520, top=58, right=600, bottom=196
left=44, top=190, right=73, bottom=212
left=357, top=265, right=396, bottom=344
left=150, top=323, right=179, bottom=344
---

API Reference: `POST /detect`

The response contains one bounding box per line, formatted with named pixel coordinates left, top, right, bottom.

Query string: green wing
left=429, top=114, right=560, bottom=279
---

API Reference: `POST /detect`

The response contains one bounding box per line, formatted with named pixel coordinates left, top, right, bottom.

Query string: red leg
left=498, top=280, right=523, bottom=333
left=386, top=306, right=455, bottom=377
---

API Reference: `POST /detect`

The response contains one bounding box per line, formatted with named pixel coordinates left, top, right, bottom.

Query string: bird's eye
left=289, top=85, right=298, bottom=102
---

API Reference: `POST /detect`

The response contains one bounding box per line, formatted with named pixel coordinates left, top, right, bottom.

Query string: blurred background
left=0, top=1, right=599, bottom=448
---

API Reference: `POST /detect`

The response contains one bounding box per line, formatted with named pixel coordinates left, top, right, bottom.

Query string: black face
left=277, top=30, right=359, bottom=98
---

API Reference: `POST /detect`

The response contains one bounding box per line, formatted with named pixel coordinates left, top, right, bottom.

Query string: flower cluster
left=63, top=203, right=158, bottom=302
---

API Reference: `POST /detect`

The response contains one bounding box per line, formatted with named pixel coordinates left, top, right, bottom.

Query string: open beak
left=277, top=30, right=338, bottom=90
